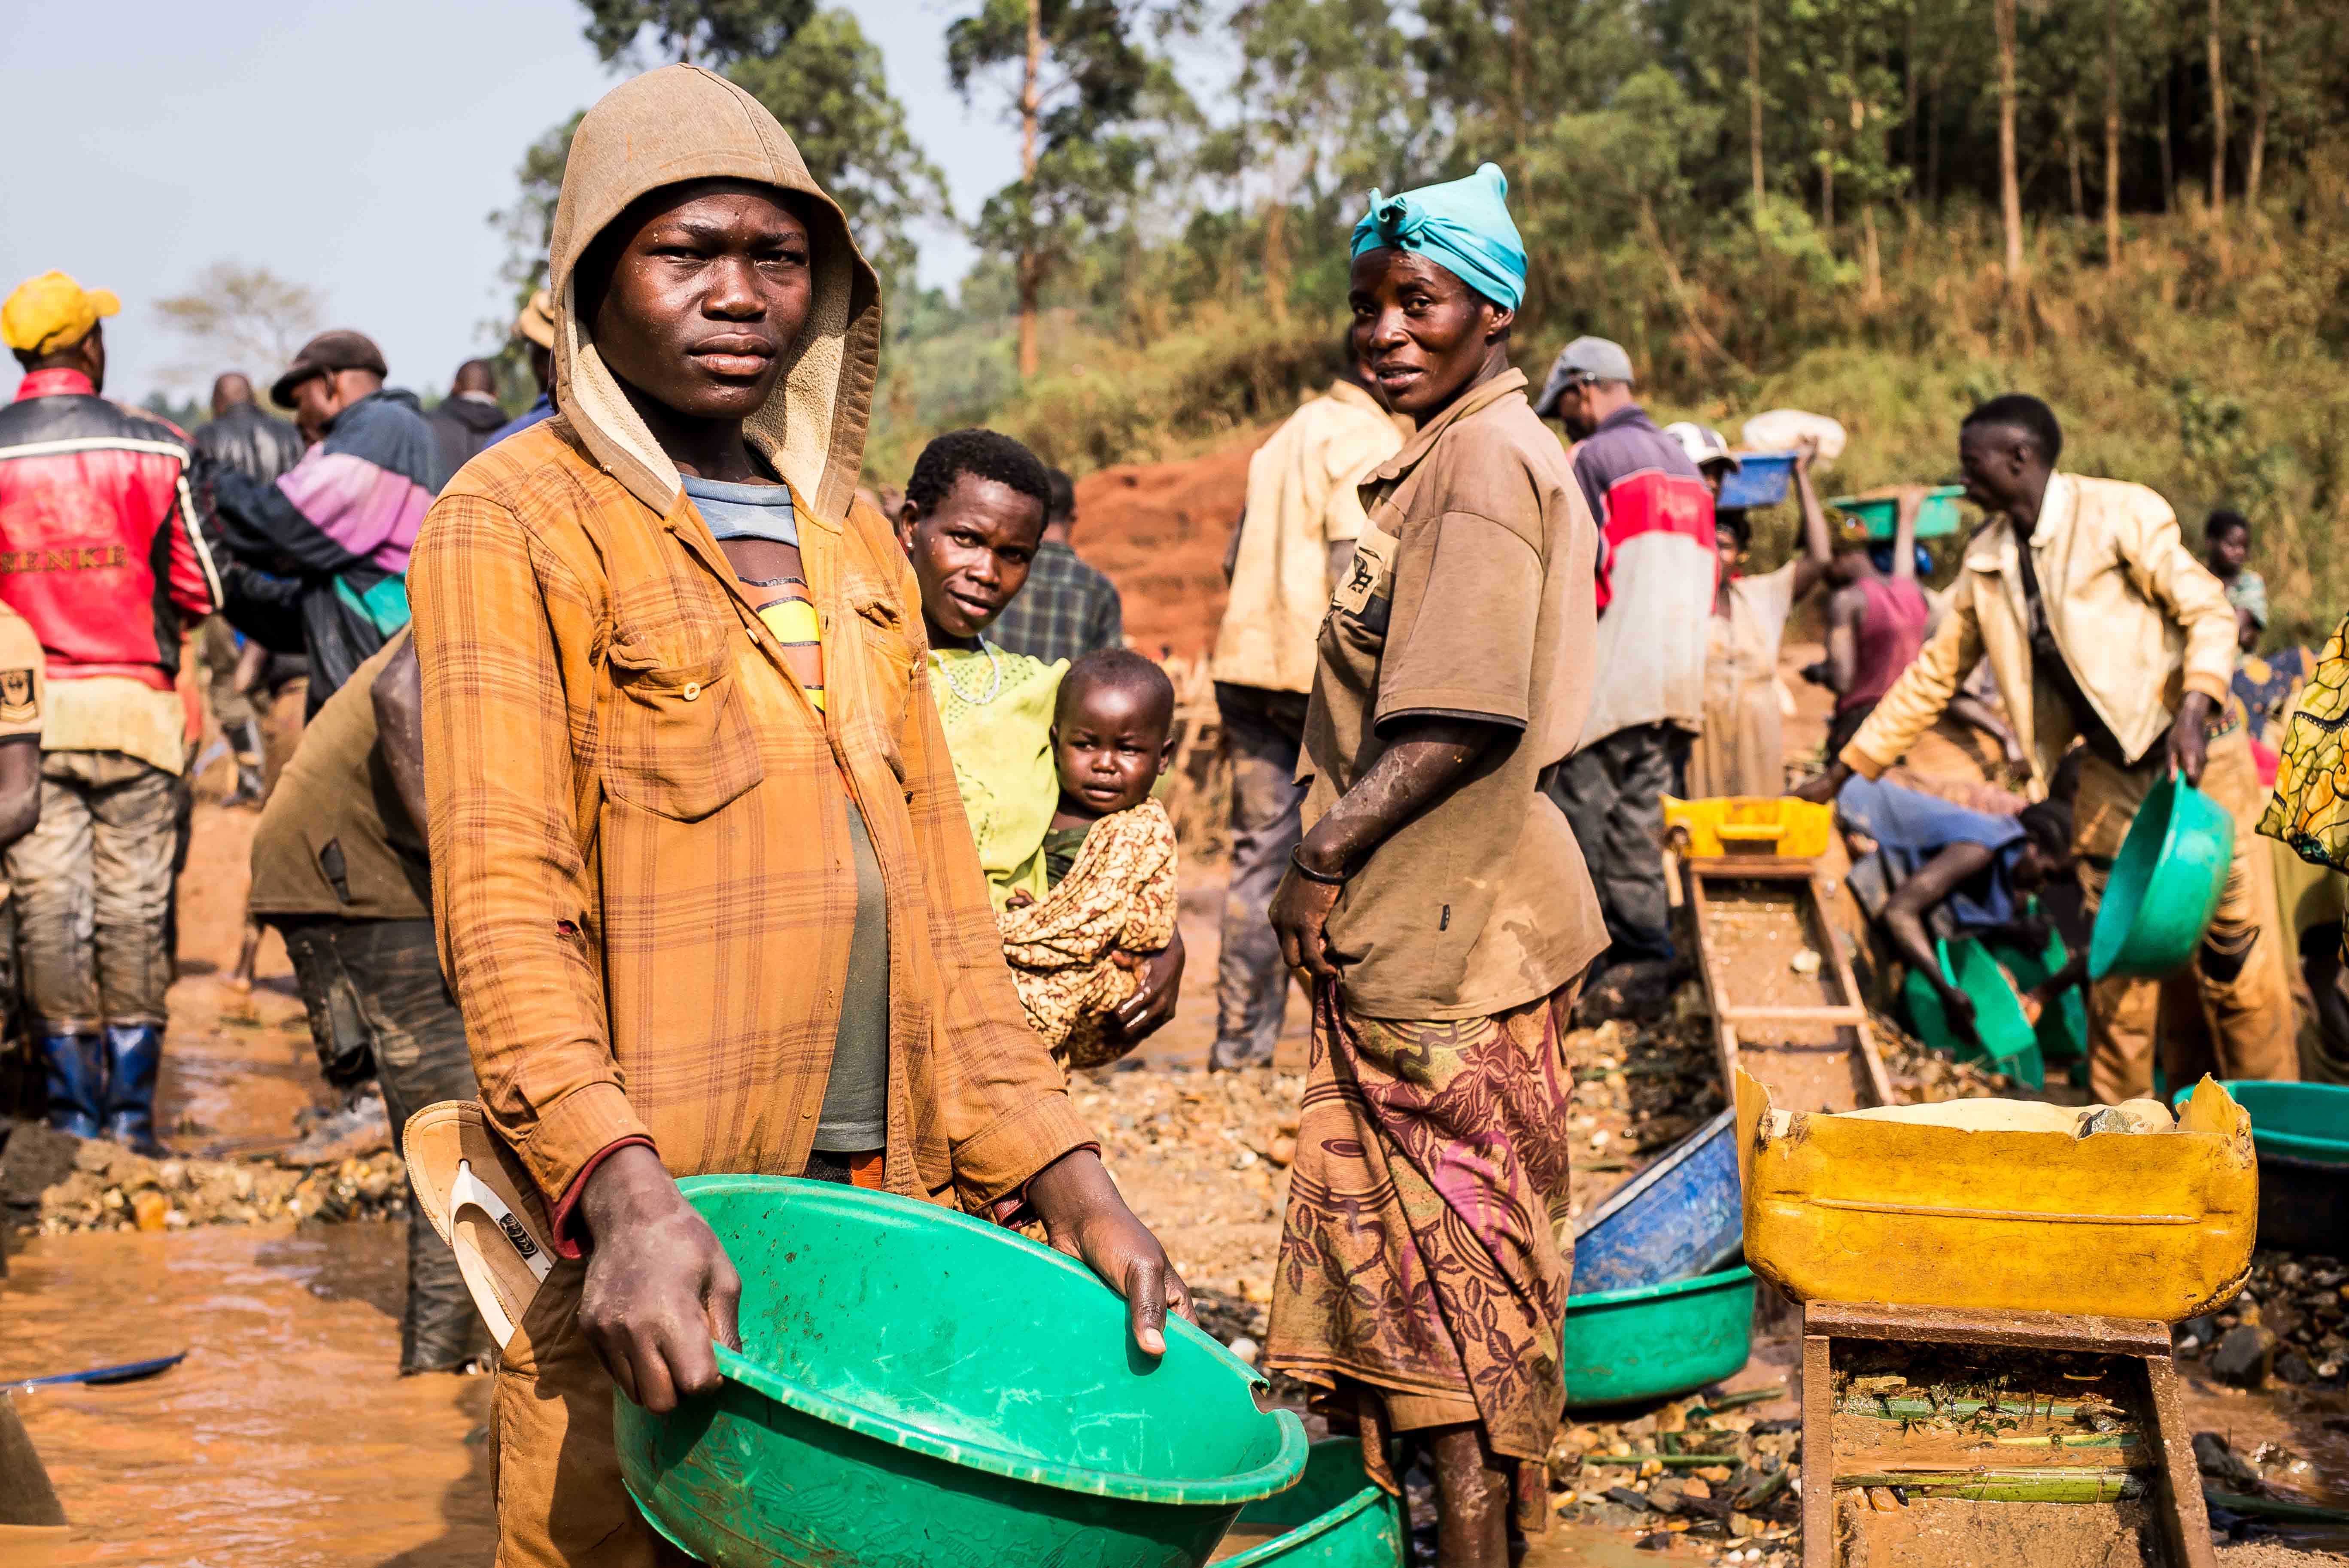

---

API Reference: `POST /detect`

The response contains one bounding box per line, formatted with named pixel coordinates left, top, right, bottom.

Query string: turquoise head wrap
left=1349, top=162, right=1527, bottom=313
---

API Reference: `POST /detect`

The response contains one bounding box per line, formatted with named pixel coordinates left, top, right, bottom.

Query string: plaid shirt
left=410, top=420, right=1092, bottom=1223
left=988, top=540, right=1124, bottom=664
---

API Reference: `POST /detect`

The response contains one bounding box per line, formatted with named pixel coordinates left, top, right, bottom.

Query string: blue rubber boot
left=100, top=1023, right=166, bottom=1156
left=40, top=1032, right=104, bottom=1139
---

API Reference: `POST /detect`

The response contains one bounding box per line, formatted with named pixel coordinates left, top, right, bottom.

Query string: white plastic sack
left=1741, top=408, right=1847, bottom=463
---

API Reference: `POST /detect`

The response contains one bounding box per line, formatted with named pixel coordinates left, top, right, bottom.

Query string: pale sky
left=2, top=0, right=1024, bottom=407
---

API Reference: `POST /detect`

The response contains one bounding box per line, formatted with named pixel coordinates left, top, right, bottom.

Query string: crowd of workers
left=1, top=57, right=2341, bottom=1568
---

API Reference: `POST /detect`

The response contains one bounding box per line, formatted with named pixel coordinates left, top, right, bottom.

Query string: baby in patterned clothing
left=999, top=648, right=1180, bottom=1069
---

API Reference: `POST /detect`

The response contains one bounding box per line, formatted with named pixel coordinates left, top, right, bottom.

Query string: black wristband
left=1289, top=845, right=1348, bottom=886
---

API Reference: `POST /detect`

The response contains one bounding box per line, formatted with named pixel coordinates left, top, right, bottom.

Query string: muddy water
left=3, top=1222, right=492, bottom=1565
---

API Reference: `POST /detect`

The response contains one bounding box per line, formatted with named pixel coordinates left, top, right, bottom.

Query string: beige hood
left=547, top=64, right=881, bottom=523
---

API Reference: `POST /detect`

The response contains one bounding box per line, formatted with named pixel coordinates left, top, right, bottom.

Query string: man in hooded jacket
left=410, top=66, right=1188, bottom=1566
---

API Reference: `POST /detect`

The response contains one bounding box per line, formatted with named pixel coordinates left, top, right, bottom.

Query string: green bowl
left=1989, top=909, right=2088, bottom=1066
left=1828, top=485, right=1967, bottom=540
left=1902, top=936, right=2045, bottom=1090
left=614, top=1176, right=1307, bottom=1568
left=2179, top=1080, right=2349, bottom=1165
left=1562, top=1266, right=1756, bottom=1408
left=2088, top=773, right=2235, bottom=980
left=1219, top=1439, right=1404, bottom=1568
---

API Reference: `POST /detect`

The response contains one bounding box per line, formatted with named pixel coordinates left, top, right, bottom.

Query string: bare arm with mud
left=1880, top=841, right=1996, bottom=1044
left=1269, top=718, right=1498, bottom=980
left=370, top=635, right=428, bottom=833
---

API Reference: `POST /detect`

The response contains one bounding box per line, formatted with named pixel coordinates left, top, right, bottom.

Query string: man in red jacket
left=0, top=272, right=222, bottom=1150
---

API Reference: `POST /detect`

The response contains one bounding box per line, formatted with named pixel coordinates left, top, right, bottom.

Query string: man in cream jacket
left=1798, top=395, right=2294, bottom=1100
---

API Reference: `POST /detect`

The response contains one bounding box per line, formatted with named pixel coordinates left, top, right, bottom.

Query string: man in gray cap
left=206, top=330, right=446, bottom=714
left=1535, top=337, right=1717, bottom=983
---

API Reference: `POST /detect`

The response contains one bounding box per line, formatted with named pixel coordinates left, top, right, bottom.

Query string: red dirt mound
left=1073, top=430, right=1267, bottom=662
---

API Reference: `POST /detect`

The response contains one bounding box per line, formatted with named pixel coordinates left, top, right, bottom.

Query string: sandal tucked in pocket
left=404, top=1101, right=556, bottom=1348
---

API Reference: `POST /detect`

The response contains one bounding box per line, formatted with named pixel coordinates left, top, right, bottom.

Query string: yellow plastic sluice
left=1664, top=796, right=1835, bottom=860
left=1735, top=1070, right=2257, bottom=1322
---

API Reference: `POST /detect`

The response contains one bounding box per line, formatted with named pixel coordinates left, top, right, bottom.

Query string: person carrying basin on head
left=1666, top=422, right=1834, bottom=797
left=407, top=65, right=1191, bottom=1568
left=1264, top=163, right=1604, bottom=1568
left=1794, top=394, right=2296, bottom=1100
left=1534, top=334, right=1712, bottom=979
left=893, top=428, right=1185, bottom=1053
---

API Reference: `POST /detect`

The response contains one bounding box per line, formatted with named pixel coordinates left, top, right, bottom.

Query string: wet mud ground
left=8, top=688, right=2349, bottom=1563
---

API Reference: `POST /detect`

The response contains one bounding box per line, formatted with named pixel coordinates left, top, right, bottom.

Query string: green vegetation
left=516, top=0, right=2349, bottom=643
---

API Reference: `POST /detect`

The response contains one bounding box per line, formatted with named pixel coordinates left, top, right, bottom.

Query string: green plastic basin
left=1828, top=485, right=1966, bottom=540
left=2089, top=773, right=2234, bottom=980
left=1217, top=1439, right=1403, bottom=1568
left=1988, top=911, right=2088, bottom=1067
left=614, top=1176, right=1308, bottom=1568
left=1562, top=1266, right=1756, bottom=1408
left=1902, top=936, right=2045, bottom=1091
left=2180, top=1080, right=2349, bottom=1165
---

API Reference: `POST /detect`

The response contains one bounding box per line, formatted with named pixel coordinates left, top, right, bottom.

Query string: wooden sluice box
left=1736, top=1072, right=2257, bottom=1567
left=1799, top=1302, right=2213, bottom=1568
left=1668, top=796, right=1892, bottom=1113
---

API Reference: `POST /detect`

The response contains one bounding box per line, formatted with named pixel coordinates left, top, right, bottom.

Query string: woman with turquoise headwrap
left=1264, top=163, right=1607, bottom=1568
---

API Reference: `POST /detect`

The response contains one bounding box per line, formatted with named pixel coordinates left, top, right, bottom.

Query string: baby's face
left=1052, top=681, right=1173, bottom=817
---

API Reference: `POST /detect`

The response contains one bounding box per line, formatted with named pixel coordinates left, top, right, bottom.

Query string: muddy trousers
left=1546, top=723, right=1687, bottom=966
left=1212, top=682, right=1309, bottom=1070
left=6, top=751, right=178, bottom=1032
left=271, top=915, right=490, bottom=1374
left=2076, top=734, right=2298, bottom=1101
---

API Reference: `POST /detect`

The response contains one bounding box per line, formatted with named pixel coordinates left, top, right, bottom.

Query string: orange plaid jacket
left=410, top=420, right=1092, bottom=1218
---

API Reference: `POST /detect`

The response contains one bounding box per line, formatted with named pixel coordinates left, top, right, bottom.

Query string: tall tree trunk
left=2246, top=24, right=2267, bottom=207
left=2105, top=0, right=2123, bottom=263
left=1861, top=203, right=1883, bottom=301
left=2066, top=95, right=2085, bottom=216
left=1928, top=70, right=1942, bottom=208
left=1903, top=2, right=1920, bottom=182
left=1749, top=0, right=1766, bottom=219
left=2158, top=67, right=2176, bottom=213
left=1263, top=184, right=1290, bottom=326
left=2207, top=0, right=2226, bottom=211
left=1017, top=0, right=1042, bottom=380
left=1996, top=0, right=2024, bottom=284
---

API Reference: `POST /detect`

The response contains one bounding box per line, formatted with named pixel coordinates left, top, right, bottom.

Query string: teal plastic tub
left=1562, top=1266, right=1757, bottom=1408
left=1828, top=485, right=1966, bottom=540
left=1217, top=1439, right=1403, bottom=1568
left=614, top=1176, right=1308, bottom=1568
left=1903, top=936, right=2045, bottom=1090
left=2176, top=1081, right=2349, bottom=1255
left=2218, top=1080, right=2349, bottom=1163
left=1989, top=911, right=2088, bottom=1067
left=2090, top=773, right=2234, bottom=979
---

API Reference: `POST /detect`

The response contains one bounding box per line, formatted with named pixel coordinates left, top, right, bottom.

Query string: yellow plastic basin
left=1735, top=1070, right=2255, bottom=1322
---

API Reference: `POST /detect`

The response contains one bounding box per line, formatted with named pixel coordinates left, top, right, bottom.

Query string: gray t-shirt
left=682, top=474, right=887, bottom=1152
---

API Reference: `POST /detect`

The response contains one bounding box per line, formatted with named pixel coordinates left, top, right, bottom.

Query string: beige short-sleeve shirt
left=1212, top=382, right=1407, bottom=695
left=1299, top=369, right=1607, bottom=1020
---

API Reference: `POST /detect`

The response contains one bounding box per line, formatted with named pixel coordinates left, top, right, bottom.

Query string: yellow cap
left=2, top=271, right=120, bottom=356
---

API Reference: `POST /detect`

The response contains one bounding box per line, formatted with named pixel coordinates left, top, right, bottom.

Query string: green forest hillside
left=502, top=0, right=2349, bottom=644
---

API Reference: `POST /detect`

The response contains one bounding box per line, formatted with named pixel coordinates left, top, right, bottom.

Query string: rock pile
left=18, top=1134, right=410, bottom=1234
left=1544, top=1386, right=1803, bottom=1561
left=2176, top=1252, right=2349, bottom=1389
